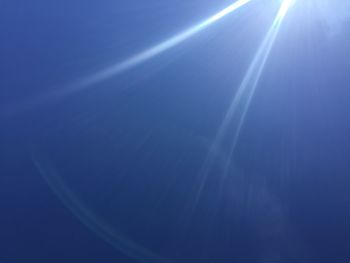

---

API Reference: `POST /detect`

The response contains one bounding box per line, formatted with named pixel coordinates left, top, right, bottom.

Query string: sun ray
left=70, top=0, right=252, bottom=91
left=217, top=0, right=296, bottom=170
left=2, top=0, right=252, bottom=116
left=189, top=0, right=295, bottom=212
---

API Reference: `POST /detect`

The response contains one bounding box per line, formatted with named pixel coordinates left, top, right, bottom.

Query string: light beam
left=190, top=0, right=295, bottom=210
left=216, top=0, right=295, bottom=160
left=71, top=0, right=252, bottom=91
left=2, top=0, right=252, bottom=116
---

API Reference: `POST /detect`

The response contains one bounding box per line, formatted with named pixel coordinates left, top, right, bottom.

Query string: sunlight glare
left=71, top=0, right=252, bottom=91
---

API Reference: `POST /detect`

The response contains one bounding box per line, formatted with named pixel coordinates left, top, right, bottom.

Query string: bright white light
left=191, top=0, right=295, bottom=207
left=212, top=0, right=295, bottom=150
left=70, top=0, right=252, bottom=92
left=277, top=0, right=296, bottom=19
left=1, top=0, right=253, bottom=116
left=216, top=0, right=295, bottom=166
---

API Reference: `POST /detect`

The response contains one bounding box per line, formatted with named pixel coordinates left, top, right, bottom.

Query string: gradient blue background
left=1, top=0, right=350, bottom=262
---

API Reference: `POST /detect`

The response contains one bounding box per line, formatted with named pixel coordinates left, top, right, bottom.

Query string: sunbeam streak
left=2, top=0, right=252, bottom=116
left=215, top=0, right=295, bottom=164
left=69, top=0, right=252, bottom=91
left=190, top=0, right=295, bottom=210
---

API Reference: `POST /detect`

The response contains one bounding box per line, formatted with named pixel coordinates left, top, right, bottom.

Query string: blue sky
left=1, top=0, right=350, bottom=262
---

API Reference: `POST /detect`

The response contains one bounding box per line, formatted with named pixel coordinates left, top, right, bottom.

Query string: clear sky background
left=1, top=0, right=350, bottom=262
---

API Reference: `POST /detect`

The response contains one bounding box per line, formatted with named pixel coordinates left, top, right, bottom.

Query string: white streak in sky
left=190, top=0, right=295, bottom=208
left=71, top=0, right=251, bottom=90
left=1, top=0, right=251, bottom=116
left=215, top=0, right=295, bottom=159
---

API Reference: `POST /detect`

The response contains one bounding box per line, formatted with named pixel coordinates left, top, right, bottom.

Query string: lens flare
left=33, top=156, right=170, bottom=263
left=191, top=0, right=295, bottom=209
left=70, top=0, right=252, bottom=92
left=29, top=1, right=296, bottom=262
left=217, top=0, right=295, bottom=154
left=2, top=0, right=253, bottom=117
